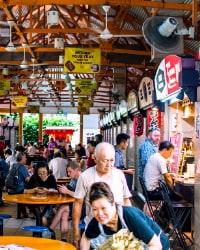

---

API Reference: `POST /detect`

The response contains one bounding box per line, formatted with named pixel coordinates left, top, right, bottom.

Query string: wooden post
left=39, top=113, right=43, bottom=143
left=18, top=113, right=23, bottom=146
left=80, top=114, right=83, bottom=145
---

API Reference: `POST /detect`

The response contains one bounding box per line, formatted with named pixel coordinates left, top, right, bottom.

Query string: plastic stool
left=22, top=226, right=49, bottom=238
left=79, top=220, right=85, bottom=236
left=0, top=214, right=12, bottom=236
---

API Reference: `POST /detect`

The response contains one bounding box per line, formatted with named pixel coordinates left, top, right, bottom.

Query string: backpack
left=5, top=163, right=21, bottom=189
left=0, top=162, right=4, bottom=186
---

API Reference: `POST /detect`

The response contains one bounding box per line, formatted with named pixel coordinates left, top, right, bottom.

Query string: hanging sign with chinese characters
left=75, top=79, right=97, bottom=95
left=64, top=48, right=101, bottom=73
left=138, top=77, right=154, bottom=110
left=154, top=55, right=182, bottom=100
left=147, top=108, right=161, bottom=130
left=133, top=115, right=144, bottom=136
left=0, top=80, right=10, bottom=95
left=78, top=97, right=91, bottom=114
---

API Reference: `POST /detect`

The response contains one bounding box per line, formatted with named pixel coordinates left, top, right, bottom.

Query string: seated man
left=49, top=160, right=85, bottom=242
left=144, top=140, right=183, bottom=202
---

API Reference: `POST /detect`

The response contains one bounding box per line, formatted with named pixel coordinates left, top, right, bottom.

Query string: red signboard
left=155, top=55, right=182, bottom=100
left=147, top=108, right=161, bottom=130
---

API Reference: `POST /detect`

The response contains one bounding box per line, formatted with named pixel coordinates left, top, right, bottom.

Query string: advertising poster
left=12, top=96, right=28, bottom=108
left=64, top=48, right=101, bottom=73
left=75, top=79, right=97, bottom=95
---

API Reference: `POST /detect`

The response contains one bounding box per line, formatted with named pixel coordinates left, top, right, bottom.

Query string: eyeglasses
left=38, top=172, right=48, bottom=176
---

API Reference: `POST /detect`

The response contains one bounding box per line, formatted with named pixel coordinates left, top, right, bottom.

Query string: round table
left=0, top=236, right=76, bottom=249
left=4, top=193, right=75, bottom=226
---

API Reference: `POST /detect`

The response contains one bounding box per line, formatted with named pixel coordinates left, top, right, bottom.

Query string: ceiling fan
left=90, top=5, right=142, bottom=40
left=0, top=20, right=17, bottom=51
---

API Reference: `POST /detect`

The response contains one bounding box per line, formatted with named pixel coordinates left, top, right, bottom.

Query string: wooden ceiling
left=0, top=0, right=199, bottom=114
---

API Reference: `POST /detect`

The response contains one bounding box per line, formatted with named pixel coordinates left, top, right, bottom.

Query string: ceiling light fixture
left=54, top=37, right=64, bottom=49
left=47, top=5, right=59, bottom=26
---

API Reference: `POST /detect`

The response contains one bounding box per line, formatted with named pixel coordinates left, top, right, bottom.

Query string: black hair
left=116, top=133, right=130, bottom=145
left=89, top=182, right=114, bottom=205
left=159, top=140, right=174, bottom=151
left=53, top=151, right=61, bottom=158
left=95, top=134, right=103, bottom=143
left=87, top=141, right=96, bottom=147
left=16, top=152, right=27, bottom=162
left=4, top=149, right=12, bottom=155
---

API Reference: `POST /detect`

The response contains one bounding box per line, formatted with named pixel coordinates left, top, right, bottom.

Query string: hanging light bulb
left=2, top=65, right=9, bottom=76
left=59, top=55, right=64, bottom=64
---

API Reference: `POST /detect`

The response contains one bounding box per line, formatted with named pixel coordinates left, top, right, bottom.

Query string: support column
left=39, top=113, right=43, bottom=143
left=80, top=114, right=83, bottom=144
left=18, top=113, right=23, bottom=146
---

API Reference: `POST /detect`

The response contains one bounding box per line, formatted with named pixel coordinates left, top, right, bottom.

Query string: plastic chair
left=22, top=225, right=49, bottom=238
left=0, top=214, right=12, bottom=236
left=158, top=180, right=193, bottom=250
left=139, top=177, right=163, bottom=221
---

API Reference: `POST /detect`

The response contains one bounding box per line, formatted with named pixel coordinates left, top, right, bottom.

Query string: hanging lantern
left=59, top=55, right=64, bottom=64
left=47, top=6, right=59, bottom=26
left=2, top=65, right=9, bottom=76
left=54, top=37, right=64, bottom=49
left=133, top=115, right=144, bottom=136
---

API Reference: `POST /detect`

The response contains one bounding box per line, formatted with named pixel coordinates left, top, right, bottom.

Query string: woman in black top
left=24, top=162, right=57, bottom=224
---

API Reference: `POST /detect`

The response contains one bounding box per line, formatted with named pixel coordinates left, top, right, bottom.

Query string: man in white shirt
left=72, top=142, right=132, bottom=249
left=48, top=151, right=68, bottom=179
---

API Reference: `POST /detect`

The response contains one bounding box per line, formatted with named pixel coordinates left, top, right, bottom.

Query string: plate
left=28, top=196, right=48, bottom=200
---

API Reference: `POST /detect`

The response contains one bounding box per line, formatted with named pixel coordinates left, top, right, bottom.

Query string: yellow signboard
left=0, top=80, right=10, bottom=95
left=78, top=97, right=92, bottom=108
left=64, top=47, right=101, bottom=73
left=12, top=96, right=28, bottom=108
left=75, top=79, right=97, bottom=95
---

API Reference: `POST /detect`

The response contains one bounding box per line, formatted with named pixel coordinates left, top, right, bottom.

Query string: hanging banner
left=133, top=115, right=144, bottom=136
left=0, top=80, right=10, bottom=95
left=78, top=97, right=91, bottom=114
left=170, top=132, right=183, bottom=173
left=147, top=108, right=161, bottom=130
left=12, top=96, right=28, bottom=107
left=75, top=79, right=97, bottom=95
left=64, top=47, right=101, bottom=73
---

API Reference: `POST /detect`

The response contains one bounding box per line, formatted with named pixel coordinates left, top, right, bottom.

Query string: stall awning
left=44, top=126, right=75, bottom=135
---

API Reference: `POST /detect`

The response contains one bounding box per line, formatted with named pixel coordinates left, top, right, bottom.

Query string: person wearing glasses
left=72, top=142, right=132, bottom=249
left=24, top=162, right=57, bottom=222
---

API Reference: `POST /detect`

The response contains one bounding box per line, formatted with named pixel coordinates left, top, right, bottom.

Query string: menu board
left=170, top=132, right=183, bottom=173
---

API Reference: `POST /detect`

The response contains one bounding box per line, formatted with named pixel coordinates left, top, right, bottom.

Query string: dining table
left=174, top=175, right=195, bottom=233
left=0, top=236, right=76, bottom=249
left=4, top=193, right=75, bottom=226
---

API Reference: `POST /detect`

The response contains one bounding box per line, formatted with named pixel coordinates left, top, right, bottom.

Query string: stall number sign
left=155, top=55, right=182, bottom=100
